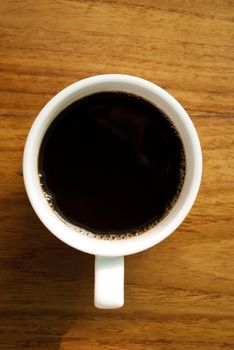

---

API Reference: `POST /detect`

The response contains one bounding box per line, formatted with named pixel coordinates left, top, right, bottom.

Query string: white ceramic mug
left=23, top=74, right=202, bottom=309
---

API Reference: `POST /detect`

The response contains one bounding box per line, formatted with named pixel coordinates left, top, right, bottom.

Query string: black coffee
left=39, top=92, right=185, bottom=237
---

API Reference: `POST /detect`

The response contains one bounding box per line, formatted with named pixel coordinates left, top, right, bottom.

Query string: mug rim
left=23, top=74, right=202, bottom=256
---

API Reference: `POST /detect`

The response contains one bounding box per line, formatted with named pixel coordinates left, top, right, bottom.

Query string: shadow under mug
left=23, top=74, right=202, bottom=308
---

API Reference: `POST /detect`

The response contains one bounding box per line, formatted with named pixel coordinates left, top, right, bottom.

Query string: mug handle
left=94, top=256, right=124, bottom=309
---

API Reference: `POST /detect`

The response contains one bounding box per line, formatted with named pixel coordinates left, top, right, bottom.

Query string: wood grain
left=0, top=1, right=234, bottom=349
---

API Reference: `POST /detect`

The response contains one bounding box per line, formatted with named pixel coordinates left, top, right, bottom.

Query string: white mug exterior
left=23, top=74, right=202, bottom=308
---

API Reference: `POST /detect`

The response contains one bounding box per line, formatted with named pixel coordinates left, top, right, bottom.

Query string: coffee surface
left=39, top=92, right=185, bottom=236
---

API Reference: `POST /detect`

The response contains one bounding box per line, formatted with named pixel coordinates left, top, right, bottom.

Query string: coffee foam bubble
left=39, top=173, right=54, bottom=208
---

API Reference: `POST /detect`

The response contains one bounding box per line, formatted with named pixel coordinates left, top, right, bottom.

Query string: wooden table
left=1, top=1, right=233, bottom=349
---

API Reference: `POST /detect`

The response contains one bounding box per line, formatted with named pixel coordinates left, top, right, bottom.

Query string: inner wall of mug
left=23, top=75, right=202, bottom=256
